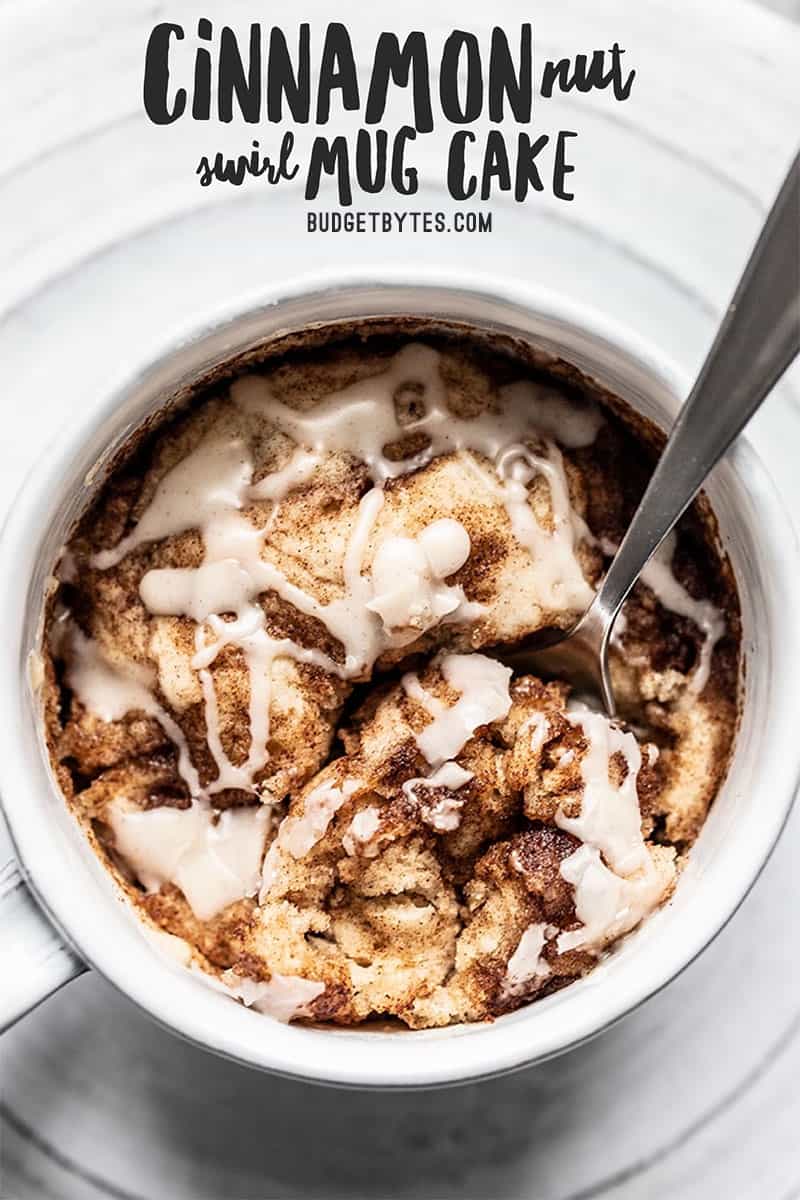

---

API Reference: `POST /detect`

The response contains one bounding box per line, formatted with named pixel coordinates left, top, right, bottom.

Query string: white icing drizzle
left=401, top=672, right=446, bottom=718
left=264, top=776, right=362, bottom=881
left=521, top=711, right=551, bottom=754
left=220, top=968, right=325, bottom=1023
left=556, top=843, right=663, bottom=954
left=235, top=343, right=597, bottom=610
left=556, top=710, right=650, bottom=877
left=66, top=628, right=201, bottom=796
left=498, top=381, right=604, bottom=448
left=552, top=707, right=665, bottom=953
left=342, top=806, right=382, bottom=857
left=66, top=629, right=159, bottom=721
left=87, top=343, right=602, bottom=799
left=91, top=435, right=386, bottom=796
left=402, top=760, right=474, bottom=832
left=314, top=485, right=387, bottom=674
left=639, top=531, right=725, bottom=696
left=91, top=437, right=253, bottom=571
left=248, top=448, right=322, bottom=501
left=106, top=797, right=270, bottom=922
left=232, top=347, right=441, bottom=483
left=600, top=530, right=725, bottom=696
left=489, top=442, right=595, bottom=610
left=503, top=923, right=551, bottom=994
left=259, top=841, right=281, bottom=895
left=232, top=344, right=602, bottom=480
left=367, top=518, right=478, bottom=640
left=413, top=653, right=513, bottom=765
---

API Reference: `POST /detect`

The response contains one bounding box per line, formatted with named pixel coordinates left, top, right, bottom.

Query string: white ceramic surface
left=5, top=275, right=799, bottom=1090
left=2, top=0, right=800, bottom=1194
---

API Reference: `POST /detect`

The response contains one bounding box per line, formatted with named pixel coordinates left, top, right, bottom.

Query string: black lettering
left=540, top=57, right=572, bottom=98
left=192, top=18, right=213, bottom=119
left=316, top=23, right=360, bottom=123
left=391, top=126, right=418, bottom=195
left=306, top=136, right=352, bottom=205
left=447, top=131, right=477, bottom=200
left=489, top=25, right=532, bottom=122
left=355, top=130, right=387, bottom=194
left=248, top=141, right=268, bottom=177
left=481, top=130, right=512, bottom=198
left=218, top=24, right=261, bottom=122
left=210, top=151, right=249, bottom=185
left=609, top=42, right=635, bottom=100
left=267, top=25, right=310, bottom=122
left=365, top=32, right=433, bottom=134
left=541, top=44, right=635, bottom=99
left=278, top=131, right=300, bottom=181
left=514, top=132, right=548, bottom=200
left=553, top=130, right=577, bottom=200
left=440, top=31, right=483, bottom=123
left=143, top=24, right=186, bottom=124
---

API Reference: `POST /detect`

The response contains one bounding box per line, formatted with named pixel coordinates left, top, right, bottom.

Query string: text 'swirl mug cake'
left=43, top=322, right=739, bottom=1028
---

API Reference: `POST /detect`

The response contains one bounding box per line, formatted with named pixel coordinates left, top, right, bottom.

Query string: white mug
left=1, top=277, right=798, bottom=1088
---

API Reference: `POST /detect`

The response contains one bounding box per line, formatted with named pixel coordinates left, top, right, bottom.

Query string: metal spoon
left=502, top=149, right=800, bottom=716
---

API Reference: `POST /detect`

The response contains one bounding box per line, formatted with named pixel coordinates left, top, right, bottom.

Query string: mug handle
left=0, top=828, right=86, bottom=1032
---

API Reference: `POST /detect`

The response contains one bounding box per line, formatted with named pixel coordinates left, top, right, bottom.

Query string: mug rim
left=1, top=273, right=799, bottom=1089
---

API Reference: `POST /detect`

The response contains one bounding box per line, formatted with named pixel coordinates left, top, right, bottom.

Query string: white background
left=1, top=1, right=799, bottom=1196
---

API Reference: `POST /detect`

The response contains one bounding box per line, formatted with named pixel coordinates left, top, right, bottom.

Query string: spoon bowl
left=498, top=601, right=614, bottom=712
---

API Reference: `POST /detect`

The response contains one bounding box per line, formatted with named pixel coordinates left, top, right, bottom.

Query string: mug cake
left=42, top=324, right=740, bottom=1028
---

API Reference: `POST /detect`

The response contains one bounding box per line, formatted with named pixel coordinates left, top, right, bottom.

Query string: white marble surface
left=1, top=1, right=799, bottom=1196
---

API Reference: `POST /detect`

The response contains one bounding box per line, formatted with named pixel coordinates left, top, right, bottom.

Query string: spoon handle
left=595, top=149, right=800, bottom=628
